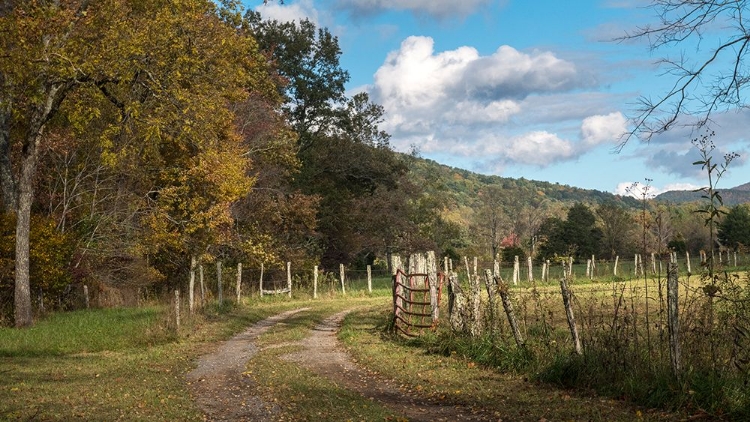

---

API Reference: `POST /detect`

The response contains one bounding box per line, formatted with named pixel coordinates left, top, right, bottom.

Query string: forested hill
left=404, top=155, right=641, bottom=210
left=655, top=182, right=750, bottom=205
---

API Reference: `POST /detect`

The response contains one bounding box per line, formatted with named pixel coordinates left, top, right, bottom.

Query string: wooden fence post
left=448, top=273, right=467, bottom=333
left=259, top=262, right=264, bottom=297
left=497, top=276, right=524, bottom=348
left=84, top=285, right=89, bottom=309
left=614, top=255, right=619, bottom=276
left=686, top=251, right=691, bottom=275
left=483, top=269, right=499, bottom=333
left=287, top=261, right=292, bottom=298
left=174, top=290, right=180, bottom=329
left=427, top=251, right=439, bottom=323
left=339, top=263, right=346, bottom=295
left=217, top=261, right=223, bottom=305
left=513, top=256, right=519, bottom=285
left=189, top=256, right=196, bottom=314
left=591, top=255, right=596, bottom=277
left=465, top=256, right=481, bottom=337
left=236, top=262, right=242, bottom=304
left=391, top=255, right=403, bottom=331
left=527, top=256, right=533, bottom=282
left=568, top=256, right=574, bottom=278
left=313, top=265, right=318, bottom=299
left=367, top=264, right=372, bottom=293
left=667, top=262, right=681, bottom=376
left=199, top=264, right=205, bottom=305
left=560, top=270, right=583, bottom=355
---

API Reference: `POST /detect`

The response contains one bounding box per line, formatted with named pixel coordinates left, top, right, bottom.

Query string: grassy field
left=3, top=271, right=742, bottom=421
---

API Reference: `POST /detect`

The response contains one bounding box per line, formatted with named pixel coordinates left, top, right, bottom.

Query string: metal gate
left=391, top=269, right=443, bottom=336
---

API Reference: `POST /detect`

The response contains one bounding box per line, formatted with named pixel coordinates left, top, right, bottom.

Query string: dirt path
left=188, top=307, right=496, bottom=421
left=186, top=308, right=310, bottom=421
left=282, top=310, right=498, bottom=421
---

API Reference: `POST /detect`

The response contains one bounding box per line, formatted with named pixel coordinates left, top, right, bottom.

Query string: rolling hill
left=655, top=182, right=750, bottom=205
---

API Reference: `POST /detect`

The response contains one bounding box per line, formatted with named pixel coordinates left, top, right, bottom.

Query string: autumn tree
left=0, top=0, right=276, bottom=326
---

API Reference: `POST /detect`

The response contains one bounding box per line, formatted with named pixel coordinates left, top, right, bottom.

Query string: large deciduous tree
left=0, top=0, right=275, bottom=326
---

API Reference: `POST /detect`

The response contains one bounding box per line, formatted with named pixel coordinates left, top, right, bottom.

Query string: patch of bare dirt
left=186, top=308, right=310, bottom=421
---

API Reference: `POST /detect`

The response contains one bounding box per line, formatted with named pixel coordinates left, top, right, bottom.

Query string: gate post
left=427, top=251, right=439, bottom=324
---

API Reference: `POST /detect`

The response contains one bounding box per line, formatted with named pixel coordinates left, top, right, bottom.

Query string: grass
left=2, top=273, right=741, bottom=421
left=0, top=299, right=306, bottom=421
left=338, top=306, right=675, bottom=421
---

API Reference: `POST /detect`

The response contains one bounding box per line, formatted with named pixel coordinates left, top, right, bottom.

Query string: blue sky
left=249, top=0, right=749, bottom=197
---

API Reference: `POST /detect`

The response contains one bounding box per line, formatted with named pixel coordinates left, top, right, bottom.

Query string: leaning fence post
left=483, top=269, right=499, bottom=332
left=497, top=276, right=524, bottom=348
left=667, top=262, right=681, bottom=376
left=560, top=270, right=583, bottom=355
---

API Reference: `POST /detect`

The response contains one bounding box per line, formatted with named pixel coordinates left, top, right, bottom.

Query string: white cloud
left=335, top=0, right=496, bottom=20
left=371, top=36, right=590, bottom=137
left=256, top=0, right=320, bottom=24
left=580, top=112, right=627, bottom=147
left=367, top=36, right=634, bottom=170
left=615, top=181, right=701, bottom=198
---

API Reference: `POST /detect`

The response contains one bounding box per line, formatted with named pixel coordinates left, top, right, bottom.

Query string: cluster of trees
left=471, top=193, right=750, bottom=265
left=0, top=1, right=446, bottom=326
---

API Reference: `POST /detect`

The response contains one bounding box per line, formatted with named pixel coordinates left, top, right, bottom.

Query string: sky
left=248, top=0, right=750, bottom=197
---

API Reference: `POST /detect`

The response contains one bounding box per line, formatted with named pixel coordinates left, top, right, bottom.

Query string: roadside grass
left=0, top=299, right=307, bottom=421
left=339, top=305, right=680, bottom=421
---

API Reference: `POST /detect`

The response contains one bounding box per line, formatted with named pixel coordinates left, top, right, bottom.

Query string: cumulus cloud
left=371, top=36, right=592, bottom=141
left=368, top=36, right=620, bottom=169
left=580, top=112, right=627, bottom=148
left=334, top=0, right=497, bottom=20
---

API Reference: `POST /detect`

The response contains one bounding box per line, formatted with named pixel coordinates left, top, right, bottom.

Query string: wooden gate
left=391, top=268, right=443, bottom=336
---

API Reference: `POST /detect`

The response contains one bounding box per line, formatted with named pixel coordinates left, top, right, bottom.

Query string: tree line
left=2, top=1, right=749, bottom=328
left=0, top=1, right=449, bottom=326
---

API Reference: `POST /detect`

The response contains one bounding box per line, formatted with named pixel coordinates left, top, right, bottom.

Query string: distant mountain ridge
left=655, top=182, right=750, bottom=205
left=404, top=155, right=641, bottom=210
